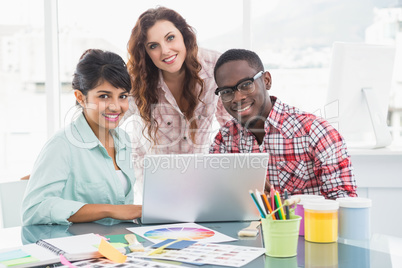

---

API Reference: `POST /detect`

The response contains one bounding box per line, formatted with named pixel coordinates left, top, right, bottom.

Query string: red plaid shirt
left=210, top=97, right=357, bottom=199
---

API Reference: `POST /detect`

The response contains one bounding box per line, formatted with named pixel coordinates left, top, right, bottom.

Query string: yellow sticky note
left=98, top=239, right=127, bottom=263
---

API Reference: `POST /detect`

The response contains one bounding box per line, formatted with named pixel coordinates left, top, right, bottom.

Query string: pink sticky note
left=60, top=255, right=78, bottom=268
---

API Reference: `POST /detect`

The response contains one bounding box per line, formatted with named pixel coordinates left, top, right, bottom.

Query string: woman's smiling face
left=145, top=20, right=187, bottom=76
left=75, top=80, right=129, bottom=136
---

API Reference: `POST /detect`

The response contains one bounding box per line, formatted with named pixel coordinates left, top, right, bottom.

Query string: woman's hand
left=108, top=205, right=142, bottom=220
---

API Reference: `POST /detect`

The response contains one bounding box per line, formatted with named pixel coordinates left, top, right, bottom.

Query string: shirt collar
left=157, top=69, right=168, bottom=93
left=72, top=113, right=100, bottom=149
left=110, top=128, right=128, bottom=151
left=266, top=96, right=282, bottom=130
left=197, top=53, right=213, bottom=80
left=232, top=96, right=300, bottom=139
left=266, top=96, right=301, bottom=139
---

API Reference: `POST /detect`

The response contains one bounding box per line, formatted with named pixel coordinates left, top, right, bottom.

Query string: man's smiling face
left=215, top=60, right=272, bottom=129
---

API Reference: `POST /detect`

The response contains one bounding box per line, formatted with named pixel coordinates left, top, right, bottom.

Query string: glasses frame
left=215, top=71, right=264, bottom=102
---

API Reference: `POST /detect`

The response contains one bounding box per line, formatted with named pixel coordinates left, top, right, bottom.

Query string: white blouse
left=116, top=170, right=129, bottom=195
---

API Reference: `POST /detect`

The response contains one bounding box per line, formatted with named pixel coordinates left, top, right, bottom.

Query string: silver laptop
left=141, top=153, right=269, bottom=224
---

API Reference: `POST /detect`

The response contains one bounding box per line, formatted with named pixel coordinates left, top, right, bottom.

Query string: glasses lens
left=220, top=90, right=234, bottom=102
left=238, top=80, right=254, bottom=93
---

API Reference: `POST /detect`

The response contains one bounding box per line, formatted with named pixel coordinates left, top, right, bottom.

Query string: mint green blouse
left=22, top=113, right=135, bottom=225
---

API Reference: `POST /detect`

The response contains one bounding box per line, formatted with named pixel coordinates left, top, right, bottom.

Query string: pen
left=284, top=189, right=290, bottom=220
left=261, top=193, right=276, bottom=220
left=276, top=191, right=286, bottom=220
left=249, top=190, right=266, bottom=219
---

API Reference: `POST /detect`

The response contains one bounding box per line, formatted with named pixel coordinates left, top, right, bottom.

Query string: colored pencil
left=261, top=193, right=276, bottom=220
left=284, top=189, right=290, bottom=220
left=255, top=189, right=267, bottom=215
left=275, top=191, right=286, bottom=220
left=249, top=190, right=266, bottom=219
left=273, top=193, right=283, bottom=220
left=270, top=187, right=279, bottom=219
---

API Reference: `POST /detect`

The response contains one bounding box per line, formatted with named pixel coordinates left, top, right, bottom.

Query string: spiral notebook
left=0, top=233, right=102, bottom=267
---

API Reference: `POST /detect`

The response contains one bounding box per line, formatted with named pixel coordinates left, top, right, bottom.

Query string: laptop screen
left=141, top=153, right=269, bottom=224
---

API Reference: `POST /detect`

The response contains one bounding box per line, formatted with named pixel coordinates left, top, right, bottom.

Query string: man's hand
left=264, top=180, right=272, bottom=196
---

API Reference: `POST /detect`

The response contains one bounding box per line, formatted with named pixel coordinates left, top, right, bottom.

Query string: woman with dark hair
left=22, top=49, right=142, bottom=225
left=126, top=7, right=230, bottom=203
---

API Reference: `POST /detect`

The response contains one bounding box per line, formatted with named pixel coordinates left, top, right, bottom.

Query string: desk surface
left=349, top=146, right=402, bottom=155
left=1, top=221, right=402, bottom=268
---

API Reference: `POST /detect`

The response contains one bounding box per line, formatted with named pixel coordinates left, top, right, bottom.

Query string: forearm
left=68, top=204, right=142, bottom=223
left=317, top=157, right=357, bottom=199
left=321, top=185, right=357, bottom=199
left=68, top=204, right=112, bottom=223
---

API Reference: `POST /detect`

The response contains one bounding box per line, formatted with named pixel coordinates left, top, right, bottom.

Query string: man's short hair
left=214, top=49, right=264, bottom=79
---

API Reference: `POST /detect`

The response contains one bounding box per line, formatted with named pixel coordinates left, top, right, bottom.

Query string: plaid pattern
left=210, top=97, right=357, bottom=199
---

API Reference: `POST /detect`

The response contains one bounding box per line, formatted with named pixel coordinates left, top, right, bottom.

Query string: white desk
left=1, top=223, right=402, bottom=267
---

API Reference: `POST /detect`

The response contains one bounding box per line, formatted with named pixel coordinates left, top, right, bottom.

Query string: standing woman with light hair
left=126, top=6, right=230, bottom=204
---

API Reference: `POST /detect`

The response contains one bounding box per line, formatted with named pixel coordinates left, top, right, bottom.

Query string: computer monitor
left=325, top=42, right=396, bottom=148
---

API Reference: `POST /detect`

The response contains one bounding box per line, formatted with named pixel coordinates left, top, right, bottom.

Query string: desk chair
left=0, top=180, right=28, bottom=228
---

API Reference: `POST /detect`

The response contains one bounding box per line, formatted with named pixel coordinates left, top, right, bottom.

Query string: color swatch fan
left=144, top=227, right=215, bottom=240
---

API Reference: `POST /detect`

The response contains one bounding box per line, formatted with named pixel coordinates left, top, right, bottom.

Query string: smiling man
left=210, top=48, right=357, bottom=199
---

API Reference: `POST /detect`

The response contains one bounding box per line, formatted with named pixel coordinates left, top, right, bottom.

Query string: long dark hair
left=127, top=7, right=203, bottom=143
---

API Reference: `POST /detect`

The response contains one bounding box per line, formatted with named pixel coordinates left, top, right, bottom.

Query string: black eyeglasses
left=215, top=71, right=264, bottom=102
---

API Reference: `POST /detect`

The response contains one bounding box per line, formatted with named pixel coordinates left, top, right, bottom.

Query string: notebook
left=141, top=153, right=269, bottom=224
left=0, top=233, right=102, bottom=267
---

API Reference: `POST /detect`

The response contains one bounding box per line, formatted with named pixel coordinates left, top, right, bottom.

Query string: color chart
left=144, top=227, right=215, bottom=240
left=127, top=222, right=237, bottom=244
